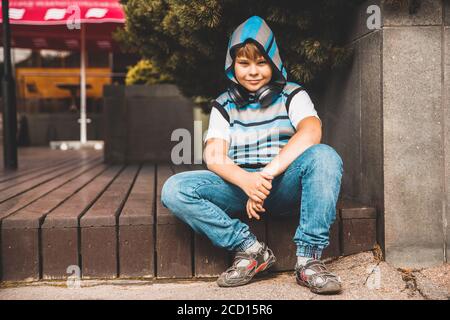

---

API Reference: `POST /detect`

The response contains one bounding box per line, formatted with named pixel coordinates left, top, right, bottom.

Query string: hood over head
left=225, top=16, right=287, bottom=86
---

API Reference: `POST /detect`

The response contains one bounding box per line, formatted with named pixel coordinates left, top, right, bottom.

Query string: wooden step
left=0, top=158, right=104, bottom=281
left=155, top=164, right=193, bottom=279
left=41, top=165, right=123, bottom=280
left=118, top=165, right=155, bottom=278
left=0, top=156, right=378, bottom=282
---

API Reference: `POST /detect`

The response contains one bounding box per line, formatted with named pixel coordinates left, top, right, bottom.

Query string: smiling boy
left=161, top=16, right=343, bottom=294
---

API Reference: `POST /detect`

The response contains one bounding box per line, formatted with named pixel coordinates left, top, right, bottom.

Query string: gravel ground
left=0, top=252, right=448, bottom=300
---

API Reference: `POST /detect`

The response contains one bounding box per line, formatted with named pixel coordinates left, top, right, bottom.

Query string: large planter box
left=103, top=84, right=194, bottom=164
left=20, top=113, right=103, bottom=146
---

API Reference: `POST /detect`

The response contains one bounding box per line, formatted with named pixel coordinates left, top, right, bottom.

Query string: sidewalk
left=1, top=252, right=448, bottom=300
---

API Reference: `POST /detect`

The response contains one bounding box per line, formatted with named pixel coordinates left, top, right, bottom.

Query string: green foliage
left=116, top=0, right=366, bottom=109
left=125, top=59, right=173, bottom=85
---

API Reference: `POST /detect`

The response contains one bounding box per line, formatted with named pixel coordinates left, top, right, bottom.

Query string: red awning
left=0, top=0, right=126, bottom=52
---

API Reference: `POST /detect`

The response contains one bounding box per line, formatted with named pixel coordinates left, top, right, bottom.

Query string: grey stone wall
left=318, top=0, right=449, bottom=267
left=318, top=1, right=384, bottom=251
left=444, top=0, right=450, bottom=264
left=383, top=2, right=446, bottom=268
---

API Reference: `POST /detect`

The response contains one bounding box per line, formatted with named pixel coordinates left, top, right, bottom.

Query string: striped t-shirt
left=204, top=82, right=321, bottom=167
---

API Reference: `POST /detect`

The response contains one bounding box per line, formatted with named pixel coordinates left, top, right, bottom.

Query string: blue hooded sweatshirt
left=211, top=16, right=307, bottom=168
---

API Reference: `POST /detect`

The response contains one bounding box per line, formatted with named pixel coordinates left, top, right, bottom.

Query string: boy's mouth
left=247, top=80, right=262, bottom=85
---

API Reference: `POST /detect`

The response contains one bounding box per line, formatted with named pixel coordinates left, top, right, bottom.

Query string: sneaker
left=217, top=242, right=276, bottom=287
left=295, top=259, right=342, bottom=294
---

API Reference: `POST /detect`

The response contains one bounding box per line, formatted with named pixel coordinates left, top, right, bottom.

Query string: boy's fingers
left=251, top=200, right=264, bottom=213
left=258, top=186, right=270, bottom=196
left=246, top=200, right=252, bottom=219
left=251, top=194, right=264, bottom=203
left=251, top=208, right=260, bottom=220
left=262, top=179, right=272, bottom=191
left=249, top=200, right=264, bottom=218
left=254, top=204, right=265, bottom=214
left=256, top=203, right=265, bottom=212
left=255, top=191, right=267, bottom=201
left=247, top=199, right=260, bottom=220
left=248, top=203, right=255, bottom=219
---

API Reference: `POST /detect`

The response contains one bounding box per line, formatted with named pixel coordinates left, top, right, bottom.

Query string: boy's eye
left=258, top=61, right=267, bottom=65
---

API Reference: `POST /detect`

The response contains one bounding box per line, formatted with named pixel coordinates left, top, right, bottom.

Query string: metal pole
left=80, top=23, right=87, bottom=144
left=2, top=0, right=18, bottom=169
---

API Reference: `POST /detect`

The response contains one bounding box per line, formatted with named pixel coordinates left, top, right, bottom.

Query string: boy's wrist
left=234, top=169, right=251, bottom=192
left=261, top=165, right=277, bottom=177
left=237, top=169, right=250, bottom=183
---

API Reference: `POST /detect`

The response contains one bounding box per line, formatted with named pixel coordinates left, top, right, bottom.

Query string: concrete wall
left=318, top=0, right=449, bottom=267
left=382, top=0, right=448, bottom=268
left=317, top=1, right=384, bottom=251
left=445, top=0, right=450, bottom=264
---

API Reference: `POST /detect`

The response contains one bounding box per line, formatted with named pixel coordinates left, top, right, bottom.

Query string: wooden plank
left=0, top=157, right=102, bottom=223
left=246, top=214, right=267, bottom=245
left=268, top=212, right=342, bottom=270
left=80, top=226, right=117, bottom=278
left=0, top=157, right=74, bottom=183
left=267, top=214, right=298, bottom=272
left=40, top=228, right=78, bottom=280
left=41, top=166, right=123, bottom=279
left=321, top=218, right=341, bottom=259
left=337, top=199, right=377, bottom=219
left=0, top=158, right=78, bottom=192
left=0, top=152, right=76, bottom=176
left=80, top=165, right=139, bottom=279
left=1, top=228, right=39, bottom=282
left=0, top=147, right=95, bottom=177
left=0, top=156, right=101, bottom=204
left=340, top=209, right=377, bottom=256
left=340, top=207, right=377, bottom=220
left=337, top=200, right=377, bottom=255
left=194, top=233, right=230, bottom=277
left=156, top=164, right=193, bottom=278
left=119, top=164, right=155, bottom=278
left=185, top=165, right=230, bottom=277
left=0, top=162, right=106, bottom=281
left=119, top=225, right=154, bottom=278
left=341, top=219, right=377, bottom=255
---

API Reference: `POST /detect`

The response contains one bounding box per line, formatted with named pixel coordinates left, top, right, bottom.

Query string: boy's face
left=234, top=55, right=272, bottom=92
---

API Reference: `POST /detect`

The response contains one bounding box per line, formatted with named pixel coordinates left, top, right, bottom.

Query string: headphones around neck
left=227, top=80, right=285, bottom=109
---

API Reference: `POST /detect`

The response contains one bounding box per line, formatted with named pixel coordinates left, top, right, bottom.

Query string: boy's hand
left=246, top=198, right=266, bottom=220
left=239, top=171, right=273, bottom=203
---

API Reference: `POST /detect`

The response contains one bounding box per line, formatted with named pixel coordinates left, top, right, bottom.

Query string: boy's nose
left=249, top=64, right=258, bottom=75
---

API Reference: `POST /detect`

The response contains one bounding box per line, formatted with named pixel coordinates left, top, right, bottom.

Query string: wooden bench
left=0, top=149, right=377, bottom=281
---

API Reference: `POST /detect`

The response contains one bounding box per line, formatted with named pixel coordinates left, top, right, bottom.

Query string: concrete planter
left=103, top=84, right=194, bottom=164
left=319, top=0, right=450, bottom=267
left=18, top=113, right=103, bottom=146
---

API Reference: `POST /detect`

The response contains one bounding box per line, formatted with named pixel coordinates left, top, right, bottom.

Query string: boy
left=161, top=16, right=343, bottom=294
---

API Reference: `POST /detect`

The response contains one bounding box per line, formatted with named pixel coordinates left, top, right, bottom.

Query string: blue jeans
left=161, top=144, right=343, bottom=259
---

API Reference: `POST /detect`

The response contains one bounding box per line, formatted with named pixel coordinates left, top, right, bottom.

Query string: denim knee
left=302, top=144, right=343, bottom=175
left=161, top=173, right=183, bottom=209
